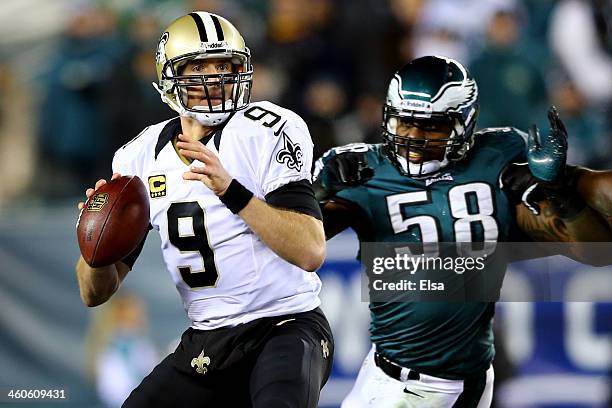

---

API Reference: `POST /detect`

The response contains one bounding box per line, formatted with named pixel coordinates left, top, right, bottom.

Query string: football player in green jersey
left=314, top=56, right=612, bottom=407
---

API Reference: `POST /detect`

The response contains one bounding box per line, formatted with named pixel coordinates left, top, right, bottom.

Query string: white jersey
left=112, top=101, right=322, bottom=330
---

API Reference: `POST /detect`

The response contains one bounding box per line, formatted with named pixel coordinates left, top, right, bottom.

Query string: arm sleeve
left=265, top=180, right=322, bottom=220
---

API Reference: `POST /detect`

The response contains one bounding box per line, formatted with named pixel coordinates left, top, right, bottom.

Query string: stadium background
left=0, top=0, right=611, bottom=406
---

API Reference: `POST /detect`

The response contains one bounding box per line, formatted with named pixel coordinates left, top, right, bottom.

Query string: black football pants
left=122, top=307, right=333, bottom=408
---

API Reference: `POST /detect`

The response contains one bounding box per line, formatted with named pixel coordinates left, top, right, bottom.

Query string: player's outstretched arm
left=321, top=201, right=354, bottom=240
left=514, top=168, right=612, bottom=265
left=75, top=174, right=131, bottom=306
left=320, top=200, right=373, bottom=240
left=514, top=106, right=612, bottom=262
left=516, top=198, right=611, bottom=242
left=575, top=168, right=612, bottom=228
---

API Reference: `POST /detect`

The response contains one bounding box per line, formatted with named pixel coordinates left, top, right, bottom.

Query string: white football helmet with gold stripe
left=153, top=12, right=253, bottom=126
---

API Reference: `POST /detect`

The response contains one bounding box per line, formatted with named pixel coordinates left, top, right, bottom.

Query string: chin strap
left=152, top=82, right=182, bottom=113
left=396, top=155, right=449, bottom=178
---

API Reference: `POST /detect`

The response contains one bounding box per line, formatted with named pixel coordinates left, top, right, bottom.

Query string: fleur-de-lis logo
left=191, top=349, right=211, bottom=375
left=321, top=340, right=330, bottom=359
left=276, top=132, right=303, bottom=171
left=155, top=32, right=169, bottom=65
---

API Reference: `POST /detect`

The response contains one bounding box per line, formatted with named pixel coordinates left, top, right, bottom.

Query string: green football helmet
left=382, top=56, right=479, bottom=177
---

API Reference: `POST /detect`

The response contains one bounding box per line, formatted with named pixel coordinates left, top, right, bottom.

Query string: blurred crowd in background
left=0, top=2, right=611, bottom=406
left=0, top=0, right=611, bottom=205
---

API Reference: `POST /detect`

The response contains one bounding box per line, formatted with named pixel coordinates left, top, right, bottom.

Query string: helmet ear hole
left=387, top=117, right=398, bottom=133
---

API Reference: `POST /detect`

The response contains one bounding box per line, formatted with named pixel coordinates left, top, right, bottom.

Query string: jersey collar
left=154, top=114, right=235, bottom=159
left=155, top=117, right=181, bottom=159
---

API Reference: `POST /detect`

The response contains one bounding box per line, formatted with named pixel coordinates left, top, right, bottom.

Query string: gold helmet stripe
left=210, top=14, right=225, bottom=41
left=189, top=12, right=209, bottom=42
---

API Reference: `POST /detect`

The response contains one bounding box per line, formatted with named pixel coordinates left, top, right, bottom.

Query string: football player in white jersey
left=75, top=11, right=333, bottom=407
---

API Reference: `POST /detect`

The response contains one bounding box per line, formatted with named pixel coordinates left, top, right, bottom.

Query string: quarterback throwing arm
left=174, top=104, right=326, bottom=273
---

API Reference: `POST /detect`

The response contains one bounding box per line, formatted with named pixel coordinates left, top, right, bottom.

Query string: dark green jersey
left=330, top=127, right=527, bottom=379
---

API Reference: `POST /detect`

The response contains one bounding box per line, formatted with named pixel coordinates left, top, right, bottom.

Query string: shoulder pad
left=117, top=119, right=175, bottom=154
left=475, top=127, right=528, bottom=145
left=235, top=101, right=308, bottom=137
left=472, top=126, right=528, bottom=161
left=320, top=143, right=379, bottom=159
left=313, top=143, right=379, bottom=180
left=113, top=119, right=174, bottom=173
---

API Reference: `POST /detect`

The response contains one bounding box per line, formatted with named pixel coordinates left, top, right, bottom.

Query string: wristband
left=219, top=179, right=254, bottom=214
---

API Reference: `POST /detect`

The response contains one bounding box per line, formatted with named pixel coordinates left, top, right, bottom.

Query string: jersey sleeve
left=259, top=116, right=314, bottom=196
left=474, top=127, right=528, bottom=165
left=111, top=134, right=145, bottom=178
left=313, top=143, right=379, bottom=212
left=507, top=128, right=528, bottom=163
left=265, top=180, right=322, bottom=220
left=111, top=151, right=131, bottom=176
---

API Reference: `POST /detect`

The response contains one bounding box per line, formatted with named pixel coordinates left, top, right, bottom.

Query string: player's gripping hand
left=313, top=145, right=374, bottom=202
left=77, top=173, right=122, bottom=210
left=176, top=134, right=232, bottom=196
left=527, top=106, right=568, bottom=183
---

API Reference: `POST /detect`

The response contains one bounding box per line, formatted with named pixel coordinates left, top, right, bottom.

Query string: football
left=77, top=176, right=150, bottom=267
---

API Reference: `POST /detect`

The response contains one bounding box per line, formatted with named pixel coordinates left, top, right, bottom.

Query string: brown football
left=77, top=176, right=150, bottom=267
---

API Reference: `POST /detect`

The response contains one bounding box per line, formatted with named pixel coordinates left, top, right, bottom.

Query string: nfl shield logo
left=86, top=193, right=109, bottom=212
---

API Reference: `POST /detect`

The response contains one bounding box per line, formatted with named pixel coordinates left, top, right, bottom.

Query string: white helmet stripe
left=403, top=91, right=431, bottom=97
left=202, top=13, right=220, bottom=42
left=189, top=12, right=209, bottom=42
left=209, top=14, right=225, bottom=41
